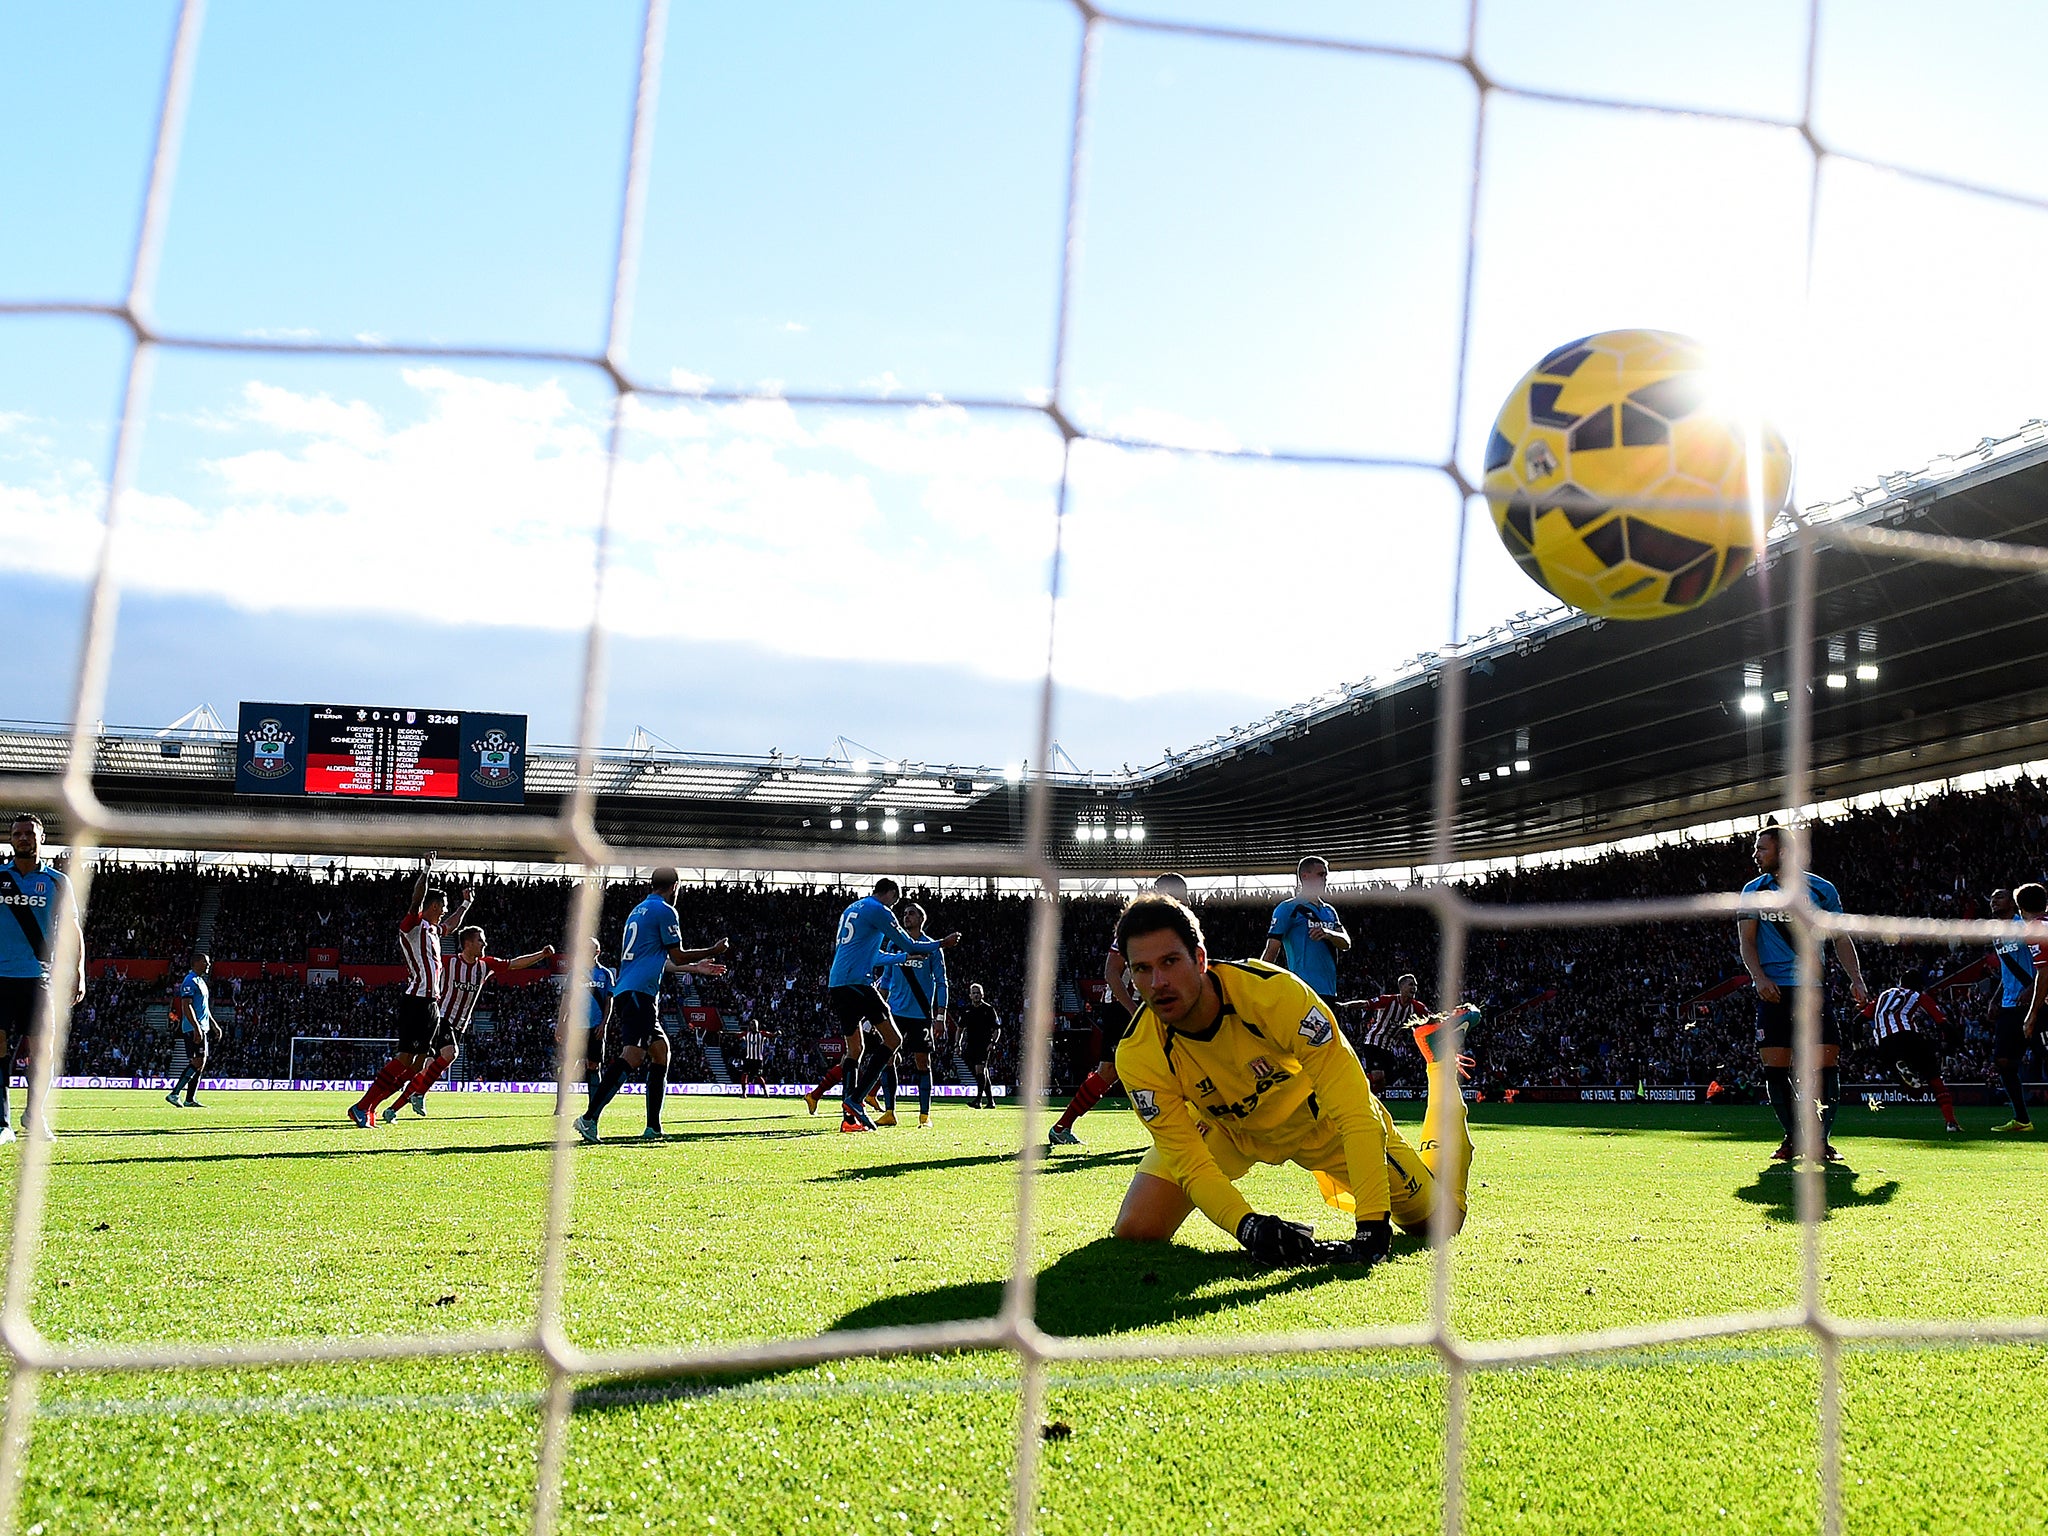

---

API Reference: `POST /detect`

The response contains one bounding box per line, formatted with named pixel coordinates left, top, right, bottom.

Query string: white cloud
left=0, top=367, right=1519, bottom=717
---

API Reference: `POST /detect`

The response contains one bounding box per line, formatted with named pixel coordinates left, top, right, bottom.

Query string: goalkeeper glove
left=1336, top=1217, right=1393, bottom=1268
left=1235, top=1212, right=1320, bottom=1265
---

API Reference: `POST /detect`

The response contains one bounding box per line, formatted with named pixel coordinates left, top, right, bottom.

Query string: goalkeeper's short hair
left=1115, top=892, right=1203, bottom=959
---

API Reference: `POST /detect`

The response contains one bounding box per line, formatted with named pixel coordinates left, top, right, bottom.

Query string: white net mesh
left=6, top=3, right=2048, bottom=1533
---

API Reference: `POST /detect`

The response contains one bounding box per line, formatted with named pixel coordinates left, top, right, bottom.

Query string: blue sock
left=881, top=1060, right=898, bottom=1113
left=918, top=1065, right=932, bottom=1118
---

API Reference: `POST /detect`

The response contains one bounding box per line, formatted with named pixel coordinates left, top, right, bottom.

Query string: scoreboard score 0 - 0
left=235, top=703, right=527, bottom=805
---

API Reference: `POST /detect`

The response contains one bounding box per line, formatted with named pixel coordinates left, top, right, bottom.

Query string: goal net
left=5, top=3, right=2047, bottom=1534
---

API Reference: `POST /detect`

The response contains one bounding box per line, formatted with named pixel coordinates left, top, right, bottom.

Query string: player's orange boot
left=802, top=1087, right=820, bottom=1116
left=1412, top=1007, right=1479, bottom=1076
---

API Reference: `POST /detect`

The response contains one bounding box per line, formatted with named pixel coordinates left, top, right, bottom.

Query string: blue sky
left=5, top=0, right=2047, bottom=768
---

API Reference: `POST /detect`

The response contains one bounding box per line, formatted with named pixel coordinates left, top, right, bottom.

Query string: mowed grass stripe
left=7, top=1092, right=2044, bottom=1532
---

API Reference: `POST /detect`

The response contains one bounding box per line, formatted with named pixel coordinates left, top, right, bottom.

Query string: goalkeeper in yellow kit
left=1110, top=893, right=1474, bottom=1268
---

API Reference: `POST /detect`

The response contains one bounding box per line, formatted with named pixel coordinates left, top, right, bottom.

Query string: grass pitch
left=13, top=1090, right=2048, bottom=1534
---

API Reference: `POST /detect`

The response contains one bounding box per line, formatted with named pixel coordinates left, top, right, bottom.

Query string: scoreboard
left=235, top=703, right=527, bottom=805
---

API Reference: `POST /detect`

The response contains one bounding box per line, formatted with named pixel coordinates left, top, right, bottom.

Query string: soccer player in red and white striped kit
left=349, top=855, right=472, bottom=1129
left=385, top=925, right=554, bottom=1118
left=1345, top=973, right=1431, bottom=1097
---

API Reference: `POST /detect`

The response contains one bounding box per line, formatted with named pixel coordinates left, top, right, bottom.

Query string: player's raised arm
left=504, top=944, right=555, bottom=971
left=446, top=884, right=478, bottom=931
left=405, top=853, right=437, bottom=919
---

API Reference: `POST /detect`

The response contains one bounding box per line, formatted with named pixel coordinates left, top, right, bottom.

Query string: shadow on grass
left=1465, top=1103, right=2004, bottom=1152
left=571, top=1234, right=1370, bottom=1412
left=809, top=1146, right=1144, bottom=1183
left=1733, top=1163, right=1901, bottom=1223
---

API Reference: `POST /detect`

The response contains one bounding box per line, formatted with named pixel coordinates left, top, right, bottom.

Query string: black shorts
left=429, top=1014, right=468, bottom=1054
left=1356, top=1041, right=1402, bottom=1077
left=396, top=994, right=440, bottom=1055
left=0, top=977, right=52, bottom=1042
left=614, top=991, right=666, bottom=1051
left=894, top=1014, right=933, bottom=1056
left=1753, top=990, right=1840, bottom=1051
left=961, top=1037, right=992, bottom=1069
left=1991, top=1004, right=2030, bottom=1060
left=1878, top=1029, right=1942, bottom=1086
left=742, top=1055, right=766, bottom=1074
left=1101, top=1006, right=1139, bottom=1056
left=829, top=984, right=891, bottom=1036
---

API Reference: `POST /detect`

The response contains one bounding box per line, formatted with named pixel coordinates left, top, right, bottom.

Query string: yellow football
left=1482, top=329, right=1791, bottom=620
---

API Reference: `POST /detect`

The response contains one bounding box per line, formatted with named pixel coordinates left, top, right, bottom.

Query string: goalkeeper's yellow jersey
left=1115, top=958, right=1391, bottom=1234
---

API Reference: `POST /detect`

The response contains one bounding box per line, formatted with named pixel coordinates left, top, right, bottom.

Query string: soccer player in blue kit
left=827, top=879, right=958, bottom=1134
left=165, top=951, right=214, bottom=1108
left=0, top=813, right=83, bottom=1142
left=575, top=868, right=728, bottom=1144
left=1261, top=856, right=1350, bottom=1009
left=557, top=935, right=615, bottom=1115
left=1986, top=883, right=2048, bottom=1134
left=1737, top=824, right=1869, bottom=1163
left=882, top=902, right=949, bottom=1128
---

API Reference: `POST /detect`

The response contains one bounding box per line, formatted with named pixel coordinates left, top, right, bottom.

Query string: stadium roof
left=8, top=426, right=2048, bottom=875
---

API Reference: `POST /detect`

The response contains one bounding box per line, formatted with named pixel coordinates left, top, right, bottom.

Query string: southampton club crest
left=243, top=717, right=296, bottom=780
left=469, top=728, right=521, bottom=789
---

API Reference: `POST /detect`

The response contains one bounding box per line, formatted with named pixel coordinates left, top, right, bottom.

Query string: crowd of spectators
left=53, top=775, right=2048, bottom=1094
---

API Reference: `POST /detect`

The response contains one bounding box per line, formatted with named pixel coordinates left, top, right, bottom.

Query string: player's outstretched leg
left=1050, top=1064, right=1116, bottom=1147
left=1408, top=1010, right=1477, bottom=1235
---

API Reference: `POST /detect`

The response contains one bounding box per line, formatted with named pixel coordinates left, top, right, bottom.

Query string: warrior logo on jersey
left=469, top=728, right=521, bottom=788
left=1297, top=1009, right=1333, bottom=1047
left=243, top=717, right=296, bottom=780
left=1195, top=1077, right=1215, bottom=1096
left=1132, top=1088, right=1159, bottom=1121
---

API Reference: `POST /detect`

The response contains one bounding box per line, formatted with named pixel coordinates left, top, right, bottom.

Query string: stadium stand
left=58, top=775, right=2048, bottom=1096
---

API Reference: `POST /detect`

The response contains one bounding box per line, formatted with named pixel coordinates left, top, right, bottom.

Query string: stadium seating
left=64, top=775, right=2048, bottom=1091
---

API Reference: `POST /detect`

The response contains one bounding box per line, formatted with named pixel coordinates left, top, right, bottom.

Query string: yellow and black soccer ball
left=1482, top=329, right=1791, bottom=620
